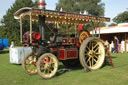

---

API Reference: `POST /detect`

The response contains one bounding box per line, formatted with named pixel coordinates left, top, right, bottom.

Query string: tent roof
left=90, top=23, right=128, bottom=34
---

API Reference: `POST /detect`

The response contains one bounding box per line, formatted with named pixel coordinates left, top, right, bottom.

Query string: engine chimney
left=39, top=15, right=45, bottom=40
left=37, top=0, right=46, bottom=9
left=37, top=0, right=46, bottom=40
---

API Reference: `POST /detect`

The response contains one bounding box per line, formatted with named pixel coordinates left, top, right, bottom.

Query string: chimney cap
left=37, top=0, right=46, bottom=9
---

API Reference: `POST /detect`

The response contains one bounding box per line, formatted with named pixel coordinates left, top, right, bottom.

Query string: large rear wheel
left=79, top=37, right=105, bottom=70
left=22, top=53, right=37, bottom=75
left=37, top=53, right=58, bottom=79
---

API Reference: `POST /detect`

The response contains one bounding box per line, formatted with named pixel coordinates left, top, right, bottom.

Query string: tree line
left=0, top=0, right=127, bottom=45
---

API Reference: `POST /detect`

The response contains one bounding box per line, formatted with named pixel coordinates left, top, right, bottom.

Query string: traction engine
left=14, top=0, right=110, bottom=79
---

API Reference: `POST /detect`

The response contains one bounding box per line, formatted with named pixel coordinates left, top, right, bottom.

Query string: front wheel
left=22, top=53, right=37, bottom=75
left=37, top=53, right=58, bottom=79
left=79, top=37, right=105, bottom=70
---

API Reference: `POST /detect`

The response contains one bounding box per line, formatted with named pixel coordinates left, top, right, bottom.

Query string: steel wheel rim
left=38, top=54, right=58, bottom=78
left=25, top=55, right=37, bottom=74
left=84, top=39, right=105, bottom=70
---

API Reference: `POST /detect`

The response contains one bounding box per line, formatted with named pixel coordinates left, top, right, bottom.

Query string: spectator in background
left=114, top=36, right=118, bottom=53
left=10, top=41, right=15, bottom=48
left=121, top=40, right=125, bottom=53
left=117, top=38, right=119, bottom=52
left=110, top=41, right=114, bottom=53
left=126, top=40, right=128, bottom=52
left=105, top=40, right=109, bottom=48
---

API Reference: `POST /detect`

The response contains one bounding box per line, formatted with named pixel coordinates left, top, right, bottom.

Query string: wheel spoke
left=95, top=52, right=101, bottom=55
left=30, top=64, right=34, bottom=70
left=89, top=60, right=91, bottom=67
left=86, top=46, right=90, bottom=51
left=46, top=57, right=49, bottom=62
left=85, top=53, right=89, bottom=56
left=92, top=42, right=94, bottom=50
left=40, top=67, right=45, bottom=71
left=94, top=46, right=99, bottom=52
left=92, top=57, right=94, bottom=66
left=26, top=61, right=34, bottom=71
left=94, top=55, right=98, bottom=59
left=93, top=58, right=97, bottom=63
left=48, top=68, right=50, bottom=74
left=27, top=65, right=33, bottom=72
left=25, top=60, right=29, bottom=64
left=43, top=69, right=46, bottom=74
left=27, top=60, right=32, bottom=65
left=87, top=56, right=91, bottom=63
left=93, top=43, right=98, bottom=50
left=49, top=57, right=53, bottom=64
left=33, top=57, right=36, bottom=62
left=26, top=65, right=31, bottom=71
left=84, top=55, right=88, bottom=61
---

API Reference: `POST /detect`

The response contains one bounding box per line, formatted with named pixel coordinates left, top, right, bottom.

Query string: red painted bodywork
left=58, top=48, right=78, bottom=60
left=49, top=36, right=80, bottom=60
left=61, top=37, right=76, bottom=45
left=66, top=48, right=78, bottom=59
left=58, top=49, right=65, bottom=60
left=70, top=38, right=75, bottom=44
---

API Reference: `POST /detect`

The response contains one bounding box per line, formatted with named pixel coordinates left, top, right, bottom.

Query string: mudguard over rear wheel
left=79, top=37, right=105, bottom=71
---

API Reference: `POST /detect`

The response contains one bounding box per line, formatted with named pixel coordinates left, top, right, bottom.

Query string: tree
left=108, top=23, right=117, bottom=26
left=113, top=11, right=128, bottom=24
left=0, top=0, right=37, bottom=45
left=56, top=0, right=104, bottom=16
left=56, top=0, right=105, bottom=32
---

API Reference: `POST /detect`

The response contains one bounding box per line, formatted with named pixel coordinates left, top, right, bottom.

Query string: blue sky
left=0, top=0, right=128, bottom=24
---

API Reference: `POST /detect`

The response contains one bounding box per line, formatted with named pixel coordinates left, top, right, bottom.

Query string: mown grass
left=0, top=49, right=128, bottom=85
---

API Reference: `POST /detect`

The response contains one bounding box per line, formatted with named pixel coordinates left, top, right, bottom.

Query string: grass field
left=0, top=50, right=128, bottom=85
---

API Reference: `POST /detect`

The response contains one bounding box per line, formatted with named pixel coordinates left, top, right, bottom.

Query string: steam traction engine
left=14, top=0, right=110, bottom=79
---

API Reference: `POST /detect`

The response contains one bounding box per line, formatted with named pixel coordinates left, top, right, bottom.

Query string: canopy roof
left=14, top=7, right=110, bottom=24
left=90, top=23, right=128, bottom=34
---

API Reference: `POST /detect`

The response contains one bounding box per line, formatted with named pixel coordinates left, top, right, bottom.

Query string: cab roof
left=14, top=7, right=110, bottom=24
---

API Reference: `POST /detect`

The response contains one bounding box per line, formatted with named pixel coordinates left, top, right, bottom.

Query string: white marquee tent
left=90, top=23, right=128, bottom=34
left=90, top=23, right=128, bottom=52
